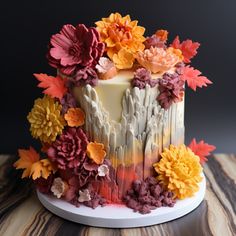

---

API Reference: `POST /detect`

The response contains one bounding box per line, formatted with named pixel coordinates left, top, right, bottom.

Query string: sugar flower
left=64, top=108, right=85, bottom=127
left=69, top=67, right=98, bottom=87
left=155, top=29, right=168, bottom=42
left=78, top=189, right=91, bottom=202
left=96, top=57, right=117, bottom=80
left=157, top=73, right=185, bottom=109
left=136, top=47, right=183, bottom=73
left=112, top=48, right=134, bottom=69
left=96, top=13, right=145, bottom=69
left=61, top=93, right=77, bottom=114
left=87, top=142, right=106, bottom=164
left=144, top=29, right=168, bottom=49
left=131, top=68, right=158, bottom=89
left=153, top=144, right=202, bottom=199
left=27, top=96, right=65, bottom=143
left=47, top=24, right=105, bottom=75
left=144, top=35, right=166, bottom=49
left=47, top=127, right=89, bottom=170
left=34, top=174, right=54, bottom=194
left=124, top=177, right=175, bottom=214
left=98, top=164, right=109, bottom=177
left=51, top=177, right=69, bottom=198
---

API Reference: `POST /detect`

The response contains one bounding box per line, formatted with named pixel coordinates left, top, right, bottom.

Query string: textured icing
left=73, top=80, right=184, bottom=198
left=94, top=69, right=175, bottom=122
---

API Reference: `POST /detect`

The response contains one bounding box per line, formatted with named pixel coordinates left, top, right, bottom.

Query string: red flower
left=47, top=24, right=105, bottom=75
left=47, top=127, right=89, bottom=170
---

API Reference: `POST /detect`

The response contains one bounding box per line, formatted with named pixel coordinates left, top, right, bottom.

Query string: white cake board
left=37, top=174, right=206, bottom=228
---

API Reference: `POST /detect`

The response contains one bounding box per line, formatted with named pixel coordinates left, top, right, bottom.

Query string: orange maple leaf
left=14, top=147, right=40, bottom=178
left=34, top=73, right=67, bottom=100
left=180, top=66, right=212, bottom=91
left=188, top=138, right=216, bottom=164
left=171, top=36, right=200, bottom=63
left=30, top=159, right=57, bottom=180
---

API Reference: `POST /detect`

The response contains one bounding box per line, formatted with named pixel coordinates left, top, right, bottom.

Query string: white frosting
left=73, top=79, right=184, bottom=179
left=94, top=69, right=175, bottom=122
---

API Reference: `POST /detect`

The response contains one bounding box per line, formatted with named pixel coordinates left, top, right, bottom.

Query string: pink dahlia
left=48, top=24, right=105, bottom=75
left=47, top=127, right=89, bottom=170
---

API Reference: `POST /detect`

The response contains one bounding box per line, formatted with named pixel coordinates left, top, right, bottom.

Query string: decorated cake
left=15, top=13, right=216, bottom=215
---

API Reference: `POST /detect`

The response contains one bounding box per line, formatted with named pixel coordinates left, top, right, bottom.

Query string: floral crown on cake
left=14, top=13, right=215, bottom=214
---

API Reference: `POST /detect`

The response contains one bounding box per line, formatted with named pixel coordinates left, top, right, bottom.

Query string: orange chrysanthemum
left=96, top=12, right=145, bottom=69
left=87, top=142, right=106, bottom=164
left=153, top=144, right=202, bottom=199
left=64, top=108, right=85, bottom=127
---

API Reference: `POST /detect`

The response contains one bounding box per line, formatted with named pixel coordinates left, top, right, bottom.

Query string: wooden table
left=0, top=154, right=235, bottom=236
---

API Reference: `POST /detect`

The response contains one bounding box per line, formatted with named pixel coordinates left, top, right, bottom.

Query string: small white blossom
left=98, top=164, right=109, bottom=177
left=51, top=177, right=68, bottom=199
left=78, top=189, right=91, bottom=202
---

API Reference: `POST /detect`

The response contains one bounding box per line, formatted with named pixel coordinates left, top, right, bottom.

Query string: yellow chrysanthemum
left=27, top=95, right=65, bottom=143
left=96, top=12, right=146, bottom=69
left=153, top=144, right=202, bottom=199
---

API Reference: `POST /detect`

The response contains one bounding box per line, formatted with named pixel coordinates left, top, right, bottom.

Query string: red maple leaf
left=171, top=36, right=200, bottom=63
left=179, top=66, right=212, bottom=91
left=34, top=73, right=68, bottom=100
left=188, top=138, right=216, bottom=164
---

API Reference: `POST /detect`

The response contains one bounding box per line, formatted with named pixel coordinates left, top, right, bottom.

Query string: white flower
left=51, top=177, right=68, bottom=198
left=98, top=164, right=109, bottom=177
left=78, top=189, right=91, bottom=202
left=96, top=57, right=114, bottom=73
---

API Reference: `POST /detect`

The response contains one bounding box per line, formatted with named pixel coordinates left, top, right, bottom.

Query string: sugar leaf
left=14, top=147, right=40, bottom=178
left=180, top=66, right=212, bottom=91
left=188, top=138, right=216, bottom=164
left=34, top=73, right=67, bottom=100
left=171, top=36, right=200, bottom=63
left=30, top=159, right=57, bottom=180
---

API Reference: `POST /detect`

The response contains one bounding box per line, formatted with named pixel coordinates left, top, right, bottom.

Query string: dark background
left=1, top=0, right=235, bottom=154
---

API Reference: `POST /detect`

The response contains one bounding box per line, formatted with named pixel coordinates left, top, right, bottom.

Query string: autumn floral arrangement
left=14, top=13, right=216, bottom=214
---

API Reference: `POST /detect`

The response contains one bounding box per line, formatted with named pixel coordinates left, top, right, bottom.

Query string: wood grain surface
left=0, top=154, right=235, bottom=236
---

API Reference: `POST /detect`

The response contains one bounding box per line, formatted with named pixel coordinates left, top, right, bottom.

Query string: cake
left=15, top=13, right=216, bottom=214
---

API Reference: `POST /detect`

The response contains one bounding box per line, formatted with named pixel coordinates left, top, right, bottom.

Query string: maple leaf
left=188, top=138, right=216, bottom=164
left=14, top=147, right=40, bottom=178
left=171, top=36, right=200, bottom=63
left=34, top=73, right=67, bottom=100
left=30, top=159, right=57, bottom=180
left=180, top=66, right=212, bottom=91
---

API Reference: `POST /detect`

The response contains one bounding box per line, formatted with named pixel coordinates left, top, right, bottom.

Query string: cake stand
left=37, top=174, right=206, bottom=228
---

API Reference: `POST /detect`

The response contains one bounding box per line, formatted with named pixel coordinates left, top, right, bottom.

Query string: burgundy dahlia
left=47, top=24, right=105, bottom=75
left=47, top=127, right=89, bottom=170
left=34, top=174, right=54, bottom=194
left=144, top=34, right=166, bottom=49
left=123, top=177, right=176, bottom=214
left=61, top=93, right=77, bottom=114
left=131, top=68, right=158, bottom=89
left=69, top=67, right=99, bottom=87
left=157, top=73, right=185, bottom=110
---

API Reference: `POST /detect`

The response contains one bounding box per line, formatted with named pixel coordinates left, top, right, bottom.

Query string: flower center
left=109, top=22, right=133, bottom=43
left=69, top=43, right=81, bottom=57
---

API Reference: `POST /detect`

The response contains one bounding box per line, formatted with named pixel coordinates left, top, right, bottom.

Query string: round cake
left=15, top=12, right=215, bottom=217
